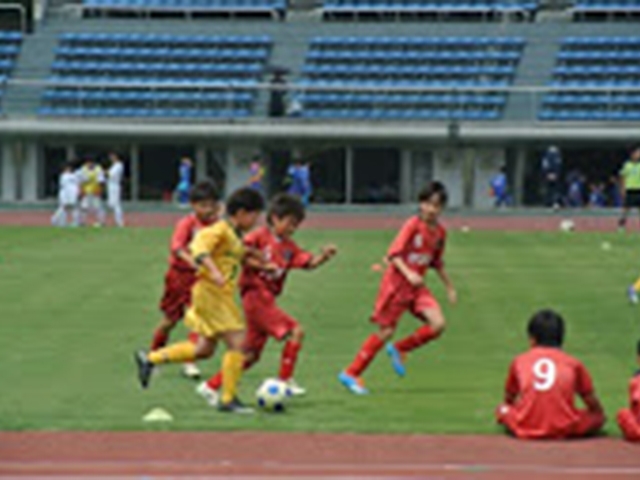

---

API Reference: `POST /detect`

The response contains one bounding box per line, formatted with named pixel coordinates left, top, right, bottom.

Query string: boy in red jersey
left=617, top=340, right=640, bottom=442
left=196, top=193, right=337, bottom=406
left=148, top=181, right=219, bottom=379
left=496, top=309, right=605, bottom=439
left=339, top=181, right=456, bottom=395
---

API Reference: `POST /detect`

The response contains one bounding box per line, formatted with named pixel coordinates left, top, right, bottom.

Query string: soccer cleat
left=182, top=362, right=201, bottom=380
left=338, top=371, right=368, bottom=395
left=195, top=381, right=219, bottom=407
left=385, top=343, right=406, bottom=377
left=134, top=350, right=154, bottom=389
left=628, top=286, right=639, bottom=304
left=285, top=379, right=306, bottom=396
left=218, top=397, right=254, bottom=415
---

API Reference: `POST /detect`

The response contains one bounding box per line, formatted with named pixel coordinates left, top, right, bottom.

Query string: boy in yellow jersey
left=79, top=157, right=105, bottom=227
left=135, top=187, right=265, bottom=414
left=619, top=146, right=640, bottom=232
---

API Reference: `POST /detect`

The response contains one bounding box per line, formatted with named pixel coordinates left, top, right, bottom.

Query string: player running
left=617, top=339, right=640, bottom=442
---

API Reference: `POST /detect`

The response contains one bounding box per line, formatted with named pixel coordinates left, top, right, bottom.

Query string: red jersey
left=504, top=347, right=596, bottom=439
left=168, top=214, right=216, bottom=270
left=628, top=371, right=640, bottom=420
left=381, top=216, right=446, bottom=289
left=240, top=226, right=313, bottom=297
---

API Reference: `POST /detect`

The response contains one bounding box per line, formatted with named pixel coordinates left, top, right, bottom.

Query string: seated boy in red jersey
left=496, top=309, right=606, bottom=439
left=339, top=181, right=457, bottom=395
left=196, top=193, right=337, bottom=405
left=148, top=181, right=219, bottom=379
left=617, top=340, right=640, bottom=442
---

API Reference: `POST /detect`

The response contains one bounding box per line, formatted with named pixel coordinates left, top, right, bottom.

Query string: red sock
left=394, top=325, right=440, bottom=354
left=346, top=334, right=384, bottom=377
left=206, top=357, right=258, bottom=391
left=150, top=329, right=169, bottom=351
left=187, top=331, right=199, bottom=344
left=279, top=341, right=302, bottom=381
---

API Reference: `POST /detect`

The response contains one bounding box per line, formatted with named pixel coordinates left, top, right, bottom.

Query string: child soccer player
left=617, top=339, right=640, bottom=442
left=148, top=180, right=220, bottom=379
left=339, top=181, right=456, bottom=395
left=106, top=152, right=125, bottom=227
left=197, top=193, right=337, bottom=406
left=51, top=162, right=80, bottom=227
left=496, top=309, right=605, bottom=439
left=135, top=187, right=265, bottom=414
left=78, top=157, right=105, bottom=227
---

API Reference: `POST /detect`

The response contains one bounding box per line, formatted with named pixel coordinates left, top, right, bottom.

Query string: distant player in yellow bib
left=619, top=145, right=640, bottom=232
left=135, top=187, right=265, bottom=414
left=79, top=157, right=105, bottom=227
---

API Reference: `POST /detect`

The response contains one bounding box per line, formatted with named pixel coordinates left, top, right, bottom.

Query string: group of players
left=133, top=178, right=640, bottom=440
left=51, top=153, right=125, bottom=228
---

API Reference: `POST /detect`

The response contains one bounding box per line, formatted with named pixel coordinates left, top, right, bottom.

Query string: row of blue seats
left=298, top=79, right=511, bottom=87
left=0, top=45, right=20, bottom=56
left=300, top=109, right=501, bottom=120
left=303, top=64, right=515, bottom=76
left=549, top=80, right=640, bottom=86
left=554, top=66, right=640, bottom=75
left=539, top=110, right=640, bottom=121
left=60, top=33, right=271, bottom=46
left=307, top=50, right=520, bottom=61
left=56, top=47, right=269, bottom=60
left=562, top=37, right=640, bottom=46
left=558, top=51, right=640, bottom=61
left=84, top=0, right=284, bottom=7
left=39, top=107, right=251, bottom=117
left=310, top=37, right=525, bottom=48
left=574, top=1, right=640, bottom=9
left=299, top=93, right=505, bottom=105
left=48, top=76, right=259, bottom=86
left=0, top=59, right=15, bottom=71
left=52, top=61, right=263, bottom=74
left=323, top=0, right=537, bottom=10
left=43, top=89, right=254, bottom=103
left=543, top=94, right=640, bottom=105
left=0, top=32, right=22, bottom=42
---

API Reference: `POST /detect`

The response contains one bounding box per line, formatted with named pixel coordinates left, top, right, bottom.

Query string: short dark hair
left=189, top=181, right=219, bottom=204
left=226, top=187, right=265, bottom=216
left=268, top=193, right=306, bottom=225
left=418, top=181, right=448, bottom=206
left=528, top=309, right=565, bottom=347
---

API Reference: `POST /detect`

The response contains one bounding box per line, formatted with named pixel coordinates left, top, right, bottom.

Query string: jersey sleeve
left=290, top=242, right=314, bottom=269
left=621, top=162, right=630, bottom=177
left=630, top=377, right=640, bottom=406
left=387, top=218, right=416, bottom=259
left=574, top=361, right=595, bottom=397
left=170, top=217, right=193, bottom=254
left=243, top=229, right=263, bottom=250
left=430, top=230, right=447, bottom=270
left=505, top=359, right=520, bottom=397
left=190, top=222, right=225, bottom=260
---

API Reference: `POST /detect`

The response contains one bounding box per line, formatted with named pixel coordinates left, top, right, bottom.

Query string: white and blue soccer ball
left=256, top=378, right=291, bottom=412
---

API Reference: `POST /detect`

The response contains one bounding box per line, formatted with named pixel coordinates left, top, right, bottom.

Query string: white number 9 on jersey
left=532, top=358, right=557, bottom=391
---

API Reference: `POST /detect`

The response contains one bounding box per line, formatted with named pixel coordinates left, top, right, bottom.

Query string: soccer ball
left=256, top=378, right=291, bottom=412
left=559, top=219, right=575, bottom=232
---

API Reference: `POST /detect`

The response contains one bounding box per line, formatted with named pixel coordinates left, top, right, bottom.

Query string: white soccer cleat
left=182, top=362, right=201, bottom=379
left=195, top=381, right=219, bottom=407
left=285, top=379, right=307, bottom=396
left=628, top=286, right=639, bottom=305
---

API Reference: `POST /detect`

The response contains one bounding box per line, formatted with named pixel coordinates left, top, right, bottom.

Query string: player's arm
left=434, top=267, right=457, bottom=305
left=576, top=363, right=605, bottom=414
left=504, top=361, right=520, bottom=405
left=305, top=244, right=338, bottom=270
left=389, top=256, right=423, bottom=287
left=170, top=219, right=197, bottom=270
left=387, top=219, right=422, bottom=286
left=190, top=226, right=225, bottom=286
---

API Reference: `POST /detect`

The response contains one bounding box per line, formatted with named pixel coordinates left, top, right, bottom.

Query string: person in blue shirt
left=287, top=161, right=312, bottom=206
left=490, top=166, right=511, bottom=208
left=541, top=146, right=563, bottom=209
left=248, top=158, right=265, bottom=195
left=176, top=157, right=193, bottom=207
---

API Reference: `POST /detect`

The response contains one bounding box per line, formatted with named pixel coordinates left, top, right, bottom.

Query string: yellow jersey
left=81, top=165, right=104, bottom=196
left=189, top=219, right=245, bottom=296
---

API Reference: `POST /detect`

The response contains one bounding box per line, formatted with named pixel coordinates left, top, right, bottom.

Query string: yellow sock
left=634, top=278, right=640, bottom=292
left=148, top=342, right=196, bottom=365
left=221, top=350, right=244, bottom=404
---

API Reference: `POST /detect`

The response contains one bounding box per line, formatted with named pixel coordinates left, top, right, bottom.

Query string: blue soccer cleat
left=386, top=343, right=406, bottom=377
left=338, top=371, right=369, bottom=395
left=628, top=285, right=638, bottom=305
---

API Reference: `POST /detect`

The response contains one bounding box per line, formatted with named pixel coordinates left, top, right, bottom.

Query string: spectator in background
left=541, top=146, right=563, bottom=210
left=619, top=146, right=640, bottom=231
left=608, top=175, right=623, bottom=208
left=176, top=157, right=193, bottom=208
left=490, top=165, right=511, bottom=208
left=287, top=160, right=312, bottom=206
left=248, top=157, right=266, bottom=195
left=589, top=183, right=606, bottom=209
left=565, top=169, right=585, bottom=208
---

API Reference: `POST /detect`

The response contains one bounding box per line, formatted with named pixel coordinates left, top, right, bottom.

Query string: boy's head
left=631, top=146, right=640, bottom=162
left=189, top=181, right=220, bottom=222
left=63, top=162, right=73, bottom=172
left=226, top=187, right=265, bottom=231
left=109, top=152, right=121, bottom=164
left=528, top=309, right=565, bottom=348
left=267, top=193, right=306, bottom=239
left=181, top=157, right=193, bottom=166
left=418, top=181, right=448, bottom=223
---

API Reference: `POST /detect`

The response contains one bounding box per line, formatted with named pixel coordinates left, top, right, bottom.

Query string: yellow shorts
left=184, top=282, right=244, bottom=339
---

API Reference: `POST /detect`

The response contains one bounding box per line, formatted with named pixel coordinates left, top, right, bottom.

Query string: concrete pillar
left=399, top=149, right=412, bottom=204
left=226, top=146, right=256, bottom=196
left=195, top=145, right=207, bottom=182
left=345, top=146, right=353, bottom=204
left=66, top=144, right=76, bottom=162
left=432, top=148, right=463, bottom=208
left=130, top=144, right=139, bottom=201
left=21, top=142, right=39, bottom=202
left=514, top=148, right=527, bottom=206
left=1, top=142, right=16, bottom=201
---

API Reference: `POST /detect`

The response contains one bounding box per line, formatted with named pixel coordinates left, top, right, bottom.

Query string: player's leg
left=619, top=196, right=630, bottom=230
left=570, top=409, right=605, bottom=438
left=181, top=331, right=201, bottom=379
left=617, top=408, right=640, bottom=442
left=628, top=276, right=640, bottom=304
left=151, top=270, right=190, bottom=350
left=51, top=204, right=66, bottom=227
left=95, top=196, right=106, bottom=227
left=218, top=329, right=253, bottom=413
left=279, top=324, right=305, bottom=394
left=79, top=196, right=89, bottom=226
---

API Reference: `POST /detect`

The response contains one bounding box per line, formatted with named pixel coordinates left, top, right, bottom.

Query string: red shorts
left=242, top=288, right=298, bottom=353
left=496, top=404, right=605, bottom=439
left=159, top=268, right=196, bottom=323
left=371, top=285, right=440, bottom=328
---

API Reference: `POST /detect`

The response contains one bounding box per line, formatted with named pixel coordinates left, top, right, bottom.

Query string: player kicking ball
left=197, top=193, right=337, bottom=406
left=496, top=309, right=606, bottom=439
left=339, top=181, right=456, bottom=395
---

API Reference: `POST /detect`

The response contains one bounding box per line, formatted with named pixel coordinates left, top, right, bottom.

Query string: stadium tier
left=573, top=0, right=640, bottom=20
left=0, top=30, right=23, bottom=113
left=296, top=36, right=525, bottom=120
left=83, top=0, right=287, bottom=18
left=540, top=37, right=640, bottom=121
left=39, top=33, right=272, bottom=118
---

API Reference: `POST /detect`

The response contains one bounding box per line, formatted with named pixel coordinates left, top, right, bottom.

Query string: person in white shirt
left=79, top=158, right=106, bottom=227
left=107, top=152, right=125, bottom=227
left=51, top=162, right=80, bottom=227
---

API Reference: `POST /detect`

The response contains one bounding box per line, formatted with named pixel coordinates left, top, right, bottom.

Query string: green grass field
left=0, top=226, right=638, bottom=434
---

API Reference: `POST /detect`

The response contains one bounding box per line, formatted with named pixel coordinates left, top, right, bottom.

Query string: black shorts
left=625, top=190, right=640, bottom=208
